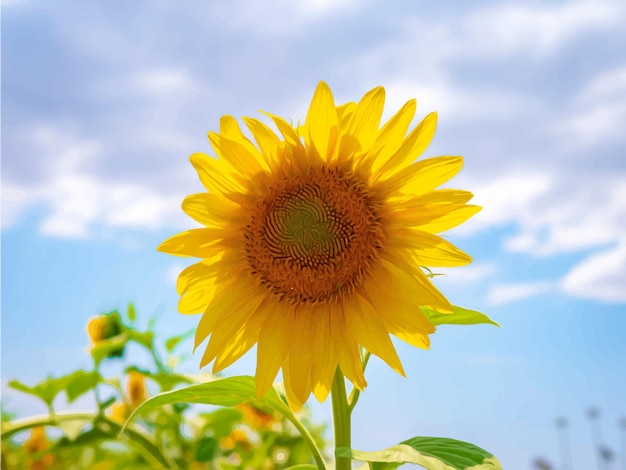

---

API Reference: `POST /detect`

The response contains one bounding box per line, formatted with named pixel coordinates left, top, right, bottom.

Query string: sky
left=2, top=0, right=626, bottom=468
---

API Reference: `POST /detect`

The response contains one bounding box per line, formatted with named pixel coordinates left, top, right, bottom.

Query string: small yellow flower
left=159, top=82, right=480, bottom=407
left=106, top=401, right=130, bottom=424
left=237, top=403, right=278, bottom=431
left=127, top=370, right=148, bottom=408
left=86, top=312, right=125, bottom=357
left=24, top=427, right=54, bottom=470
left=219, top=429, right=252, bottom=452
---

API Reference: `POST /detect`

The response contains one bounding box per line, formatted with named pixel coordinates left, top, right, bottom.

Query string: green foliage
left=338, top=437, right=502, bottom=470
left=7, top=377, right=62, bottom=407
left=195, top=436, right=218, bottom=462
left=127, top=376, right=290, bottom=423
left=3, top=302, right=501, bottom=470
left=2, top=304, right=329, bottom=470
left=65, top=370, right=101, bottom=403
left=421, top=306, right=500, bottom=328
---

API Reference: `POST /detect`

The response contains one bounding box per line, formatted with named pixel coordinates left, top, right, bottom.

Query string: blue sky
left=2, top=0, right=626, bottom=468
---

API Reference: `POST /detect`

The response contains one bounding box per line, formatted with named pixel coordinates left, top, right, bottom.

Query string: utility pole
left=556, top=417, right=573, bottom=470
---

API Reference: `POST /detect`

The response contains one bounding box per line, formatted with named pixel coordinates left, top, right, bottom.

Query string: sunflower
left=158, top=81, right=479, bottom=408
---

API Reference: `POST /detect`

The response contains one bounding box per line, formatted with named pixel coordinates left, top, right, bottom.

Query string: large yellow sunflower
left=158, top=81, right=480, bottom=408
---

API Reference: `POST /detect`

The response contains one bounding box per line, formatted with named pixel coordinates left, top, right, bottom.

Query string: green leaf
left=65, top=370, right=101, bottom=403
left=195, top=436, right=218, bottom=462
left=126, top=329, right=154, bottom=349
left=337, top=436, right=502, bottom=470
left=421, top=306, right=500, bottom=328
left=127, top=302, right=136, bottom=322
left=126, top=376, right=290, bottom=425
left=145, top=370, right=194, bottom=392
left=198, top=407, right=242, bottom=439
left=284, top=466, right=318, bottom=470
left=164, top=327, right=195, bottom=353
left=57, top=418, right=89, bottom=440
left=8, top=376, right=69, bottom=407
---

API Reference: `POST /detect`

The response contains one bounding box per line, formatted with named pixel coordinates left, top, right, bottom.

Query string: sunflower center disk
left=246, top=168, right=383, bottom=304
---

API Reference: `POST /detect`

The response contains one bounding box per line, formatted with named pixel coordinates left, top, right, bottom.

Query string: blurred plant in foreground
left=1, top=304, right=327, bottom=469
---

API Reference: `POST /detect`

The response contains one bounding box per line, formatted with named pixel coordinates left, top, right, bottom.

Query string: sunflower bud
left=127, top=370, right=148, bottom=409
left=86, top=312, right=125, bottom=358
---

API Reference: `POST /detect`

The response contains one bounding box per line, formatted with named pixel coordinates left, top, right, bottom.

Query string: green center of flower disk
left=245, top=167, right=384, bottom=304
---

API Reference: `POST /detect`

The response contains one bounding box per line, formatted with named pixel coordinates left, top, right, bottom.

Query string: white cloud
left=211, top=0, right=360, bottom=37
left=462, top=1, right=622, bottom=59
left=553, top=65, right=626, bottom=145
left=560, top=240, right=626, bottom=302
left=382, top=81, right=540, bottom=124
left=4, top=124, right=189, bottom=239
left=454, top=172, right=553, bottom=236
left=486, top=281, right=553, bottom=306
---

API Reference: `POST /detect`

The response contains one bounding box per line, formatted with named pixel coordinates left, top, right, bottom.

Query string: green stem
left=1, top=411, right=175, bottom=469
left=285, top=411, right=327, bottom=469
left=331, top=367, right=351, bottom=470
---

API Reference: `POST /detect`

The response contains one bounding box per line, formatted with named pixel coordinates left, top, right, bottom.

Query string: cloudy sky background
left=2, top=0, right=626, bottom=468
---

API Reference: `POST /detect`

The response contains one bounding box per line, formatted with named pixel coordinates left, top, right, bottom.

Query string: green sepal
left=421, top=306, right=500, bottom=328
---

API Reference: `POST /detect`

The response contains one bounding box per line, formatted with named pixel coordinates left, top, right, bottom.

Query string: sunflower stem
left=285, top=411, right=327, bottom=469
left=331, top=367, right=351, bottom=470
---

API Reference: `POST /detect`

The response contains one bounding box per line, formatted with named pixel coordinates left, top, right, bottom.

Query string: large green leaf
left=421, top=306, right=500, bottom=328
left=337, top=436, right=502, bottom=470
left=126, top=376, right=290, bottom=425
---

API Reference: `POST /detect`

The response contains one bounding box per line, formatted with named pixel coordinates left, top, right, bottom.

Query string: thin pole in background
left=556, top=417, right=574, bottom=470
left=588, top=408, right=605, bottom=470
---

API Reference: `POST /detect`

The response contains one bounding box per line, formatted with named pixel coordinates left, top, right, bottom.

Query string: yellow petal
left=194, top=280, right=260, bottom=350
left=347, top=86, right=386, bottom=151
left=286, top=310, right=316, bottom=406
left=379, top=156, right=464, bottom=197
left=367, top=99, right=417, bottom=173
left=243, top=117, right=281, bottom=169
left=157, top=228, right=229, bottom=258
left=189, top=152, right=245, bottom=194
left=181, top=193, right=242, bottom=227
left=374, top=112, right=437, bottom=179
left=305, top=81, right=338, bottom=162
left=310, top=305, right=336, bottom=402
left=388, top=204, right=482, bottom=234
left=255, top=305, right=292, bottom=399
left=347, top=297, right=405, bottom=376
left=209, top=132, right=266, bottom=177
left=332, top=305, right=367, bottom=390
left=201, top=292, right=266, bottom=369
left=392, top=190, right=475, bottom=210
left=379, top=256, right=453, bottom=313
left=388, top=228, right=473, bottom=267
left=213, top=296, right=272, bottom=371
left=219, top=116, right=271, bottom=172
